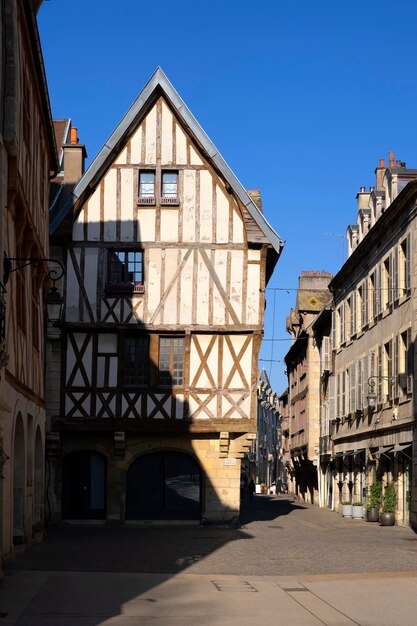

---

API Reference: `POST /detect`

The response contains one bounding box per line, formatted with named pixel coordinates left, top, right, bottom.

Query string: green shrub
left=382, top=482, right=396, bottom=514
left=367, top=480, right=383, bottom=511
left=352, top=501, right=363, bottom=507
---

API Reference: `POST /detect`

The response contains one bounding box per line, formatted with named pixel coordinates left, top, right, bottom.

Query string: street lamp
left=367, top=376, right=396, bottom=411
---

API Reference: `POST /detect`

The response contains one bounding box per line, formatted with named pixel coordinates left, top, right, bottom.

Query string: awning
left=392, top=442, right=412, bottom=458
left=372, top=446, right=394, bottom=459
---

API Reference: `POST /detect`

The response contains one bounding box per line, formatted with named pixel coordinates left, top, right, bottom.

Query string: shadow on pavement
left=239, top=494, right=307, bottom=525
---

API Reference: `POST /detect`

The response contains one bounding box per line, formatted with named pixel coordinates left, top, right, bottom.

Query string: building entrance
left=126, top=451, right=201, bottom=520
left=62, top=451, right=106, bottom=519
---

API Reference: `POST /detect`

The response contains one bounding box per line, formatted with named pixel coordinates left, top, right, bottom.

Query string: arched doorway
left=62, top=451, right=106, bottom=519
left=33, top=428, right=43, bottom=526
left=126, top=451, right=202, bottom=520
left=13, top=414, right=26, bottom=544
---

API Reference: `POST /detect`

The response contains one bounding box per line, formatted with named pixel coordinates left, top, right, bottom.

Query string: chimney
left=63, top=125, right=87, bottom=185
left=378, top=159, right=385, bottom=168
left=389, top=151, right=395, bottom=167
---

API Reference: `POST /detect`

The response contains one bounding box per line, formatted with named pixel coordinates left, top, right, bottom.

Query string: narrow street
left=2, top=495, right=417, bottom=625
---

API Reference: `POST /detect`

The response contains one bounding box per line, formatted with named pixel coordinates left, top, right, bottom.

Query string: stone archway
left=126, top=451, right=202, bottom=520
left=13, top=414, right=25, bottom=544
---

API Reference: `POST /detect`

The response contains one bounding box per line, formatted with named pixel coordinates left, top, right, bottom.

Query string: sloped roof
left=49, top=68, right=284, bottom=257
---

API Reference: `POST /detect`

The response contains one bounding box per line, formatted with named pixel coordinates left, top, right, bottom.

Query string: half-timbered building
left=0, top=0, right=58, bottom=565
left=47, top=68, right=283, bottom=524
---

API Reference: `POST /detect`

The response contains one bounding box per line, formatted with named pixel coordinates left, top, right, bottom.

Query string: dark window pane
left=124, top=336, right=149, bottom=385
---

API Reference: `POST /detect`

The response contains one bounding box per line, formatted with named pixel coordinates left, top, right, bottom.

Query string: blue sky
left=39, top=0, right=417, bottom=392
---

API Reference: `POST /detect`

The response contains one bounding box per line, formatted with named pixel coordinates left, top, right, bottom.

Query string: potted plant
left=341, top=501, right=352, bottom=517
left=380, top=482, right=396, bottom=526
left=366, top=480, right=382, bottom=522
left=352, top=501, right=364, bottom=519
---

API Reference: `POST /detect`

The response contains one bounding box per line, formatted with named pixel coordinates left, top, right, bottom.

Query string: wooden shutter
left=329, top=374, right=336, bottom=421
left=406, top=233, right=412, bottom=294
left=340, top=303, right=345, bottom=344
left=378, top=346, right=383, bottom=403
left=350, top=363, right=356, bottom=414
left=363, top=354, right=369, bottom=408
left=393, top=246, right=399, bottom=301
left=322, top=336, right=330, bottom=372
left=332, top=310, right=336, bottom=350
left=394, top=335, right=399, bottom=398
left=388, top=254, right=394, bottom=306
left=352, top=291, right=356, bottom=335
left=376, top=265, right=381, bottom=315
left=357, top=359, right=362, bottom=410
left=407, top=327, right=413, bottom=393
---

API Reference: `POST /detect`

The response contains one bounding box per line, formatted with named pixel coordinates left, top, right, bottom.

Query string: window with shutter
left=394, top=335, right=399, bottom=398
left=378, top=346, right=383, bottom=403
left=393, top=246, right=399, bottom=301
left=329, top=374, right=336, bottom=421
left=407, top=327, right=413, bottom=393
left=350, top=363, right=356, bottom=414
left=363, top=355, right=369, bottom=408
left=406, top=233, right=412, bottom=294
left=351, top=291, right=356, bottom=335
left=340, top=303, right=345, bottom=344
left=332, top=310, right=337, bottom=350
left=357, top=359, right=362, bottom=410
left=322, top=336, right=330, bottom=373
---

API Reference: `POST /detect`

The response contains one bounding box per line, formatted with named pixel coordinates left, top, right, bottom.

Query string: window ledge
left=398, top=294, right=411, bottom=307
left=161, top=197, right=180, bottom=206
left=105, top=283, right=145, bottom=295
left=137, top=197, right=156, bottom=206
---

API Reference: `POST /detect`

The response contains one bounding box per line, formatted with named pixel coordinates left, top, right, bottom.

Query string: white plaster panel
left=66, top=250, right=80, bottom=322
left=199, top=170, right=213, bottom=242
left=175, top=122, right=187, bottom=165
left=120, top=169, right=134, bottom=241
left=146, top=249, right=162, bottom=322
left=222, top=394, right=249, bottom=419
left=216, top=185, right=229, bottom=243
left=160, top=209, right=179, bottom=242
left=182, top=170, right=196, bottom=242
left=232, top=205, right=244, bottom=243
left=189, top=145, right=203, bottom=165
left=103, top=169, right=117, bottom=241
left=188, top=395, right=202, bottom=418
left=137, top=209, right=156, bottom=242
left=130, top=124, right=142, bottom=164
left=161, top=100, right=173, bottom=165
left=213, top=250, right=227, bottom=325
left=248, top=249, right=261, bottom=262
left=179, top=250, right=193, bottom=324
left=114, top=146, right=127, bottom=165
left=161, top=249, right=179, bottom=324
left=145, top=105, right=157, bottom=164
left=247, top=264, right=260, bottom=324
left=73, top=208, right=84, bottom=241
left=98, top=334, right=117, bottom=353
left=191, top=394, right=211, bottom=419
left=225, top=335, right=251, bottom=388
left=197, top=252, right=209, bottom=326
left=87, top=188, right=101, bottom=241
left=229, top=251, right=243, bottom=321
left=84, top=249, right=98, bottom=318
left=190, top=335, right=218, bottom=387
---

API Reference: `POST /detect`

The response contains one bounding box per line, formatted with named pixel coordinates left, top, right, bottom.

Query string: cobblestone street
left=8, top=495, right=417, bottom=577
left=2, top=495, right=417, bottom=625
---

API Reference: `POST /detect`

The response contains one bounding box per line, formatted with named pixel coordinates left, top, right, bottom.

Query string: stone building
left=0, top=0, right=58, bottom=564
left=284, top=271, right=332, bottom=504
left=329, top=153, right=417, bottom=525
left=249, top=370, right=280, bottom=490
left=278, top=387, right=290, bottom=491
left=46, top=68, right=283, bottom=525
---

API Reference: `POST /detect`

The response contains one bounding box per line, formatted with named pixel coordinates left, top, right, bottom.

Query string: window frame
left=138, top=169, right=156, bottom=205
left=106, top=249, right=145, bottom=294
left=123, top=334, right=150, bottom=387
left=158, top=335, right=185, bottom=387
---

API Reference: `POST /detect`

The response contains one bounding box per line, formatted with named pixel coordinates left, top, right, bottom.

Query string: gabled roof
left=50, top=68, right=284, bottom=257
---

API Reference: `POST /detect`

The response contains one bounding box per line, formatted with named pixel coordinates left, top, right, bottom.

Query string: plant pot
left=380, top=512, right=395, bottom=526
left=366, top=508, right=380, bottom=522
left=352, top=505, right=364, bottom=519
left=342, top=504, right=352, bottom=517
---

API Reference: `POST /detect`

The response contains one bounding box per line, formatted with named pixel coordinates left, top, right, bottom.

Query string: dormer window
left=138, top=169, right=179, bottom=206
left=161, top=170, right=179, bottom=205
left=138, top=170, right=156, bottom=205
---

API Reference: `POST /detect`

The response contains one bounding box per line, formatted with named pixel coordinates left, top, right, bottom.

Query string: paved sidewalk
left=2, top=495, right=417, bottom=624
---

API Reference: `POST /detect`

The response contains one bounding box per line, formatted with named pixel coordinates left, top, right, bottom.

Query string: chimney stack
left=63, top=125, right=87, bottom=185
left=389, top=151, right=395, bottom=167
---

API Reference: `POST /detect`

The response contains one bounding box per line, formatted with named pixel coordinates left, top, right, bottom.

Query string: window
left=159, top=336, right=184, bottom=386
left=383, top=255, right=393, bottom=309
left=107, top=250, right=144, bottom=293
left=124, top=336, right=149, bottom=386
left=138, top=170, right=156, bottom=204
left=399, top=328, right=413, bottom=395
left=369, top=272, right=376, bottom=321
left=161, top=171, right=179, bottom=204
left=400, top=235, right=412, bottom=296
left=384, top=340, right=393, bottom=401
